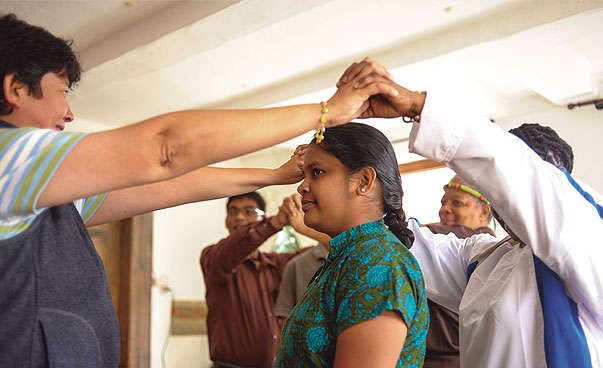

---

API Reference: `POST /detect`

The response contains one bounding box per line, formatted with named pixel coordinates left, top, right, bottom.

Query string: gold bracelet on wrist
left=315, top=101, right=327, bottom=143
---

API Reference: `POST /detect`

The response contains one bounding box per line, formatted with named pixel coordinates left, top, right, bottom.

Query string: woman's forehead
left=304, top=144, right=338, bottom=168
left=443, top=188, right=473, bottom=199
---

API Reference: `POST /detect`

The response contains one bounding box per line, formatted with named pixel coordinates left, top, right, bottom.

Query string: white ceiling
left=2, top=0, right=602, bottom=149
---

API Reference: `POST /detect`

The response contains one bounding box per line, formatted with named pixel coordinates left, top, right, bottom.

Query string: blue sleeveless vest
left=0, top=121, right=120, bottom=367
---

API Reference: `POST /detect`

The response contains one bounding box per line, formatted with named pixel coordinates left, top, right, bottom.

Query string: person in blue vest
left=0, top=14, right=399, bottom=367
left=336, top=57, right=603, bottom=368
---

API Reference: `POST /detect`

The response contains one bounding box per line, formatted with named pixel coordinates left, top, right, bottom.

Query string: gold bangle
left=315, top=101, right=327, bottom=143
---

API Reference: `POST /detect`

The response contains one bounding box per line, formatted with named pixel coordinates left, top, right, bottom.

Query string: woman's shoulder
left=349, top=230, right=419, bottom=269
left=354, top=228, right=411, bottom=251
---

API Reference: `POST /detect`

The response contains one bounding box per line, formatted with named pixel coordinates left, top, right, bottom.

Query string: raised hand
left=337, top=56, right=394, bottom=88
left=279, top=194, right=332, bottom=245
left=280, top=194, right=306, bottom=233
left=336, top=57, right=426, bottom=120
left=273, top=145, right=308, bottom=185
left=326, top=67, right=400, bottom=126
left=270, top=202, right=290, bottom=230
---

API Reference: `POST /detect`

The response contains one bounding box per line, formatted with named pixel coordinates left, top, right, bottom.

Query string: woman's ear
left=481, top=203, right=491, bottom=221
left=353, top=166, right=378, bottom=196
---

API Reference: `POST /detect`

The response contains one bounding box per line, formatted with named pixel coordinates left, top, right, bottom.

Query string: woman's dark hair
left=313, top=122, right=414, bottom=247
left=0, top=14, right=81, bottom=115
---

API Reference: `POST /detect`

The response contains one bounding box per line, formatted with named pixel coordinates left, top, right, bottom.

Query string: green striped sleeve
left=0, top=220, right=35, bottom=238
left=78, top=193, right=108, bottom=223
left=11, top=132, right=86, bottom=215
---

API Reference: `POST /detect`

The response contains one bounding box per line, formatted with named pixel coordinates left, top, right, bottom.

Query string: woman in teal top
left=275, top=123, right=429, bottom=367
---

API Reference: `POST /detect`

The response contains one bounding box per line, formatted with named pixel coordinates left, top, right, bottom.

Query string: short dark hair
left=227, top=192, right=266, bottom=212
left=509, top=123, right=574, bottom=173
left=314, top=122, right=414, bottom=247
left=0, top=13, right=81, bottom=115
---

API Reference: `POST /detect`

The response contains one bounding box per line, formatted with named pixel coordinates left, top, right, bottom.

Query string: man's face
left=11, top=72, right=74, bottom=131
left=225, top=197, right=264, bottom=234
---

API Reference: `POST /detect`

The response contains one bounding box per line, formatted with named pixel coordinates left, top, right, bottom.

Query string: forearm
left=295, top=226, right=331, bottom=246
left=170, top=167, right=278, bottom=202
left=146, top=106, right=321, bottom=178
left=87, top=166, right=279, bottom=225
left=407, top=220, right=471, bottom=311
left=204, top=219, right=281, bottom=274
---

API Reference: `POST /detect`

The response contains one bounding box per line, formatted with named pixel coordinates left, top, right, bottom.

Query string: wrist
left=269, top=167, right=283, bottom=185
left=410, top=91, right=426, bottom=117
left=269, top=216, right=285, bottom=230
left=323, top=100, right=337, bottom=127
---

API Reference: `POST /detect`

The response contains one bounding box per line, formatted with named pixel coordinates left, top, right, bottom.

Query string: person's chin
left=440, top=219, right=456, bottom=226
left=303, top=212, right=321, bottom=231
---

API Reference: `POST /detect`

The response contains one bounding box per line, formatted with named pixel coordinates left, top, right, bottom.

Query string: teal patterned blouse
left=274, top=220, right=429, bottom=367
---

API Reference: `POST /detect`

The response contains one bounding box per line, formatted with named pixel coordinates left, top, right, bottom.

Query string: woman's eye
left=453, top=200, right=463, bottom=206
left=311, top=168, right=323, bottom=177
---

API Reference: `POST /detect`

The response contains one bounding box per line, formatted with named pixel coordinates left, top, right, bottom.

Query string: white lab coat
left=408, top=90, right=603, bottom=368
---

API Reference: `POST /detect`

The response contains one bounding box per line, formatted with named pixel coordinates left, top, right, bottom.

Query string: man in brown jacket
left=200, top=192, right=306, bottom=368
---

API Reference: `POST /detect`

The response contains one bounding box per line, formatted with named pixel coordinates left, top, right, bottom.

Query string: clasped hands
left=273, top=57, right=426, bottom=187
left=336, top=57, right=426, bottom=120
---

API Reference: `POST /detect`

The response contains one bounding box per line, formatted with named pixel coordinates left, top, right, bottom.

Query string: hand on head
left=274, top=144, right=308, bottom=185
left=336, top=57, right=426, bottom=120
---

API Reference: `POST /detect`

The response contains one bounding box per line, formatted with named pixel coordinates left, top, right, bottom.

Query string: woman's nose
left=297, top=179, right=309, bottom=195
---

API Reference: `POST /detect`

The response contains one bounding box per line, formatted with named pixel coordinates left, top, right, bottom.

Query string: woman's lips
left=440, top=218, right=455, bottom=226
left=301, top=200, right=315, bottom=212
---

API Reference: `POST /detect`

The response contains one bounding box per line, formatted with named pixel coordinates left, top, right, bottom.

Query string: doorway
left=87, top=213, right=153, bottom=368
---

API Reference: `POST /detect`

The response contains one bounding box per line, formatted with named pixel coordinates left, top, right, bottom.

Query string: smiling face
left=3, top=72, right=74, bottom=131
left=225, top=197, right=264, bottom=234
left=438, top=187, right=489, bottom=230
left=297, top=144, right=360, bottom=237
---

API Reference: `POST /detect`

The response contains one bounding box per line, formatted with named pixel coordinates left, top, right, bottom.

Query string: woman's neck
left=329, top=213, right=382, bottom=238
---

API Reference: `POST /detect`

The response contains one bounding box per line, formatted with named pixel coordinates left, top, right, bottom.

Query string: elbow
left=136, top=110, right=208, bottom=184
left=157, top=130, right=177, bottom=168
left=144, top=126, right=188, bottom=182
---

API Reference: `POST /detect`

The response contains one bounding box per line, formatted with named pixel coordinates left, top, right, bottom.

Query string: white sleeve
left=408, top=219, right=491, bottom=312
left=409, top=90, right=603, bottom=317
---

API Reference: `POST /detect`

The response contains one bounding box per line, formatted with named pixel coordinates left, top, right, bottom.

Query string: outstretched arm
left=342, top=57, right=603, bottom=318
left=87, top=147, right=305, bottom=226
left=201, top=214, right=287, bottom=284
left=411, top=90, right=603, bottom=317
left=35, top=78, right=399, bottom=212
